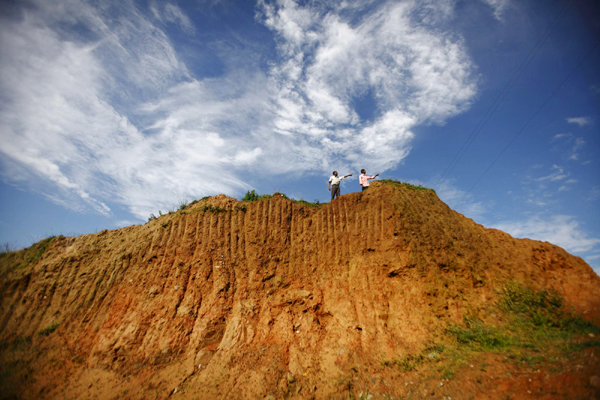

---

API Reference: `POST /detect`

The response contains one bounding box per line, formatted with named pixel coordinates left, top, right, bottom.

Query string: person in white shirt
left=359, top=169, right=379, bottom=191
left=328, top=171, right=352, bottom=201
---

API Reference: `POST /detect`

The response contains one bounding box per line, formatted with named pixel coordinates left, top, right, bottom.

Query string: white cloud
left=0, top=0, right=478, bottom=221
left=567, top=117, right=593, bottom=128
left=552, top=133, right=571, bottom=141
left=537, top=165, right=568, bottom=182
left=493, top=215, right=600, bottom=254
left=587, top=187, right=600, bottom=202
left=165, top=4, right=195, bottom=34
left=151, top=2, right=196, bottom=35
left=0, top=0, right=216, bottom=219
left=431, top=178, right=487, bottom=220
left=480, top=0, right=510, bottom=20
left=568, top=138, right=585, bottom=161
left=526, top=198, right=547, bottom=206
left=258, top=0, right=477, bottom=173
left=114, top=220, right=138, bottom=228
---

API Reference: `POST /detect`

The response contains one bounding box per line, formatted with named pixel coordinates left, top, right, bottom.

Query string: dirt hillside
left=1, top=181, right=599, bottom=399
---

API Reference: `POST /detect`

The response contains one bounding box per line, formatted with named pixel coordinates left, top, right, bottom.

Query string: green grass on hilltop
left=0, top=236, right=59, bottom=272
left=241, top=190, right=322, bottom=208
left=379, top=179, right=436, bottom=192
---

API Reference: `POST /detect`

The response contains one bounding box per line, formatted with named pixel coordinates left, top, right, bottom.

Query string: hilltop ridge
left=1, top=180, right=599, bottom=399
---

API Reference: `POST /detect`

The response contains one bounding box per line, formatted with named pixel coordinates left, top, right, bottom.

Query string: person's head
left=333, top=171, right=338, bottom=176
left=361, top=169, right=366, bottom=174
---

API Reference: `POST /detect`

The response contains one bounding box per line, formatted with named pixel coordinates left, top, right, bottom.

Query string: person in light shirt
left=359, top=169, right=379, bottom=191
left=328, top=171, right=352, bottom=201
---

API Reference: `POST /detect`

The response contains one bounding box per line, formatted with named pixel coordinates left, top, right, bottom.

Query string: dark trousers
left=331, top=184, right=340, bottom=200
left=362, top=186, right=368, bottom=191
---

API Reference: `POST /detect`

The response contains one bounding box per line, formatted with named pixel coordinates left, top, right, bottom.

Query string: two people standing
left=328, top=169, right=379, bottom=200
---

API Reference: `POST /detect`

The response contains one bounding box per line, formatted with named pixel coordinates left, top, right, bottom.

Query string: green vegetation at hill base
left=381, top=282, right=599, bottom=380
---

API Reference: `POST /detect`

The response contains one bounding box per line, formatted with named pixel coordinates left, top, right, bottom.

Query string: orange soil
left=1, top=182, right=599, bottom=399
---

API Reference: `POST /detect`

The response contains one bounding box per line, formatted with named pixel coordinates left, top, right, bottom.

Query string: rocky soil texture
left=1, top=181, right=599, bottom=399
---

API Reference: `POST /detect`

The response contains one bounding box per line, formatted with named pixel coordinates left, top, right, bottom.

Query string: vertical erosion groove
left=260, top=200, right=264, bottom=244
left=290, top=203, right=294, bottom=266
left=303, top=217, right=308, bottom=270
left=284, top=202, right=290, bottom=266
left=354, top=208, right=359, bottom=237
left=201, top=212, right=208, bottom=254
left=156, top=220, right=170, bottom=276
left=314, top=212, right=318, bottom=269
left=324, top=209, right=329, bottom=266
left=367, top=203, right=372, bottom=249
left=216, top=212, right=223, bottom=253
left=333, top=202, right=338, bottom=263
left=208, top=213, right=214, bottom=252
left=380, top=201, right=384, bottom=243
left=192, top=211, right=202, bottom=260
left=372, top=201, right=378, bottom=244
left=344, top=204, right=353, bottom=262
left=230, top=209, right=236, bottom=259
left=243, top=206, right=249, bottom=263
left=268, top=199, right=273, bottom=241
left=226, top=211, right=232, bottom=259
left=239, top=209, right=245, bottom=261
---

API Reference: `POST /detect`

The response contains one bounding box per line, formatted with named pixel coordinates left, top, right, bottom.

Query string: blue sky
left=1, top=0, right=599, bottom=274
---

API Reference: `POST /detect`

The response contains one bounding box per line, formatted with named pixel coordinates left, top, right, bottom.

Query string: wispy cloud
left=526, top=198, right=547, bottom=206
left=480, top=0, right=510, bottom=20
left=587, top=187, right=600, bottom=203
left=552, top=133, right=571, bottom=141
left=567, top=116, right=593, bottom=128
left=0, top=0, right=202, bottom=218
left=430, top=178, right=488, bottom=220
left=568, top=138, right=585, bottom=161
left=0, top=0, right=478, bottom=221
left=493, top=215, right=600, bottom=254
left=151, top=2, right=196, bottom=35
left=558, top=179, right=579, bottom=192
left=536, top=165, right=568, bottom=182
left=257, top=0, right=477, bottom=172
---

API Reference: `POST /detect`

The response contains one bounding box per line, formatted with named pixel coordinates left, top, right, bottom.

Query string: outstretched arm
left=344, top=174, right=353, bottom=178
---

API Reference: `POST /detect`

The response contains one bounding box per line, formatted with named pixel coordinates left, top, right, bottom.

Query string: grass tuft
left=241, top=190, right=262, bottom=202
left=379, top=179, right=435, bottom=192
left=39, top=323, right=59, bottom=336
left=447, top=317, right=510, bottom=350
left=201, top=204, right=228, bottom=213
left=501, top=282, right=600, bottom=334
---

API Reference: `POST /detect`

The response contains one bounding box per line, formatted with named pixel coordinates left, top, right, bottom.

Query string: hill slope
left=1, top=181, right=599, bottom=399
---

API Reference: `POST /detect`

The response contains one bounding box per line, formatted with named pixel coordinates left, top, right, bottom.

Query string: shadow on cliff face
left=1, top=181, right=599, bottom=399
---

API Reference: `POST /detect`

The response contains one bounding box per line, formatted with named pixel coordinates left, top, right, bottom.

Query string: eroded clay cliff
left=1, top=181, right=599, bottom=399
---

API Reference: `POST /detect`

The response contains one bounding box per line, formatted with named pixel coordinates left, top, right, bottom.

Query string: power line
left=467, top=42, right=600, bottom=193
left=436, top=0, right=574, bottom=185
